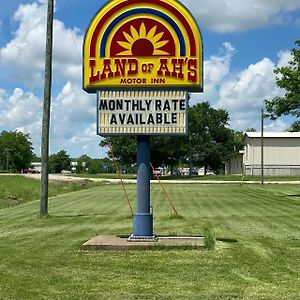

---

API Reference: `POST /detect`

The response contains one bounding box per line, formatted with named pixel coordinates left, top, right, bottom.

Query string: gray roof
left=245, top=132, right=300, bottom=138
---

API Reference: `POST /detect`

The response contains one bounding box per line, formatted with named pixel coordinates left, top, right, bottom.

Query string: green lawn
left=0, top=181, right=300, bottom=299
left=0, top=175, right=103, bottom=209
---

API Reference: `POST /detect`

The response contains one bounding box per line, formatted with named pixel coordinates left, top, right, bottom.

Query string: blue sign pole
left=132, top=135, right=153, bottom=238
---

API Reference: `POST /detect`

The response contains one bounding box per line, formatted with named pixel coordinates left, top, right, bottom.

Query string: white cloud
left=264, top=119, right=289, bottom=132
left=189, top=43, right=292, bottom=132
left=51, top=81, right=95, bottom=139
left=218, top=58, right=277, bottom=108
left=66, top=123, right=105, bottom=158
left=190, top=42, right=235, bottom=105
left=0, top=83, right=103, bottom=158
left=215, top=57, right=282, bottom=129
left=205, top=42, right=235, bottom=84
left=0, top=88, right=6, bottom=98
left=277, top=50, right=292, bottom=67
left=0, top=1, right=83, bottom=85
left=68, top=124, right=97, bottom=146
left=0, top=88, right=42, bottom=129
left=0, top=88, right=42, bottom=155
left=208, top=47, right=295, bottom=131
left=47, top=81, right=102, bottom=157
left=182, top=0, right=300, bottom=32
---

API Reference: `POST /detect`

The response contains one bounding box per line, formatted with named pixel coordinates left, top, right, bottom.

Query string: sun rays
left=116, top=23, right=169, bottom=56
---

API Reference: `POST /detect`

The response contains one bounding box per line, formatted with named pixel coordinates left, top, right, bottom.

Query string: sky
left=0, top=0, right=299, bottom=158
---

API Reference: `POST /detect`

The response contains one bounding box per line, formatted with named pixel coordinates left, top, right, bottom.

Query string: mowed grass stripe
left=171, top=184, right=218, bottom=217
left=49, top=185, right=134, bottom=216
left=150, top=184, right=171, bottom=213
left=240, top=192, right=291, bottom=217
left=224, top=185, right=300, bottom=217
left=223, top=186, right=288, bottom=217
left=267, top=215, right=300, bottom=239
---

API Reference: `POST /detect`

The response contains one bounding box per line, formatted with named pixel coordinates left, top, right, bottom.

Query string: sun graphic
left=116, top=23, right=169, bottom=56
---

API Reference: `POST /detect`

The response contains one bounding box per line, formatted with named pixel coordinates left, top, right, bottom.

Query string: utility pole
left=40, top=0, right=54, bottom=217
left=261, top=109, right=264, bottom=185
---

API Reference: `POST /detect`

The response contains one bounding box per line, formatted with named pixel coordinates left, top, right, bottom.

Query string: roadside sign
left=83, top=0, right=204, bottom=239
left=83, top=0, right=203, bottom=92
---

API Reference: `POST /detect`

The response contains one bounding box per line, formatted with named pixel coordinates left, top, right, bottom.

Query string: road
left=17, top=173, right=300, bottom=185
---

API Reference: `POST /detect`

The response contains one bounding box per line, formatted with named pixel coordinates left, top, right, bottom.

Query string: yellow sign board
left=83, top=0, right=203, bottom=92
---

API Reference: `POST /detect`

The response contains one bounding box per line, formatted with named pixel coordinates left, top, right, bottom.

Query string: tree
left=189, top=102, right=233, bottom=173
left=76, top=154, right=92, bottom=173
left=49, top=150, right=70, bottom=173
left=100, top=136, right=136, bottom=165
left=288, top=121, right=300, bottom=132
left=246, top=128, right=257, bottom=132
left=265, top=40, right=300, bottom=130
left=231, top=131, right=245, bottom=152
left=150, top=136, right=187, bottom=170
left=0, top=131, right=34, bottom=172
left=100, top=135, right=186, bottom=170
left=87, top=158, right=107, bottom=174
left=99, top=157, right=115, bottom=173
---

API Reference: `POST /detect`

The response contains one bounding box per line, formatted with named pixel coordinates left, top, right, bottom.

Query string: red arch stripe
left=89, top=0, right=197, bottom=57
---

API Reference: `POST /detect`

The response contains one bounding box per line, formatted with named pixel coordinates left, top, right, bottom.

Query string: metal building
left=227, top=132, right=300, bottom=176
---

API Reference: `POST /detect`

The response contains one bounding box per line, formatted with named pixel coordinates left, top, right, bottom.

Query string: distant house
left=226, top=132, right=300, bottom=176
left=31, top=162, right=42, bottom=173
